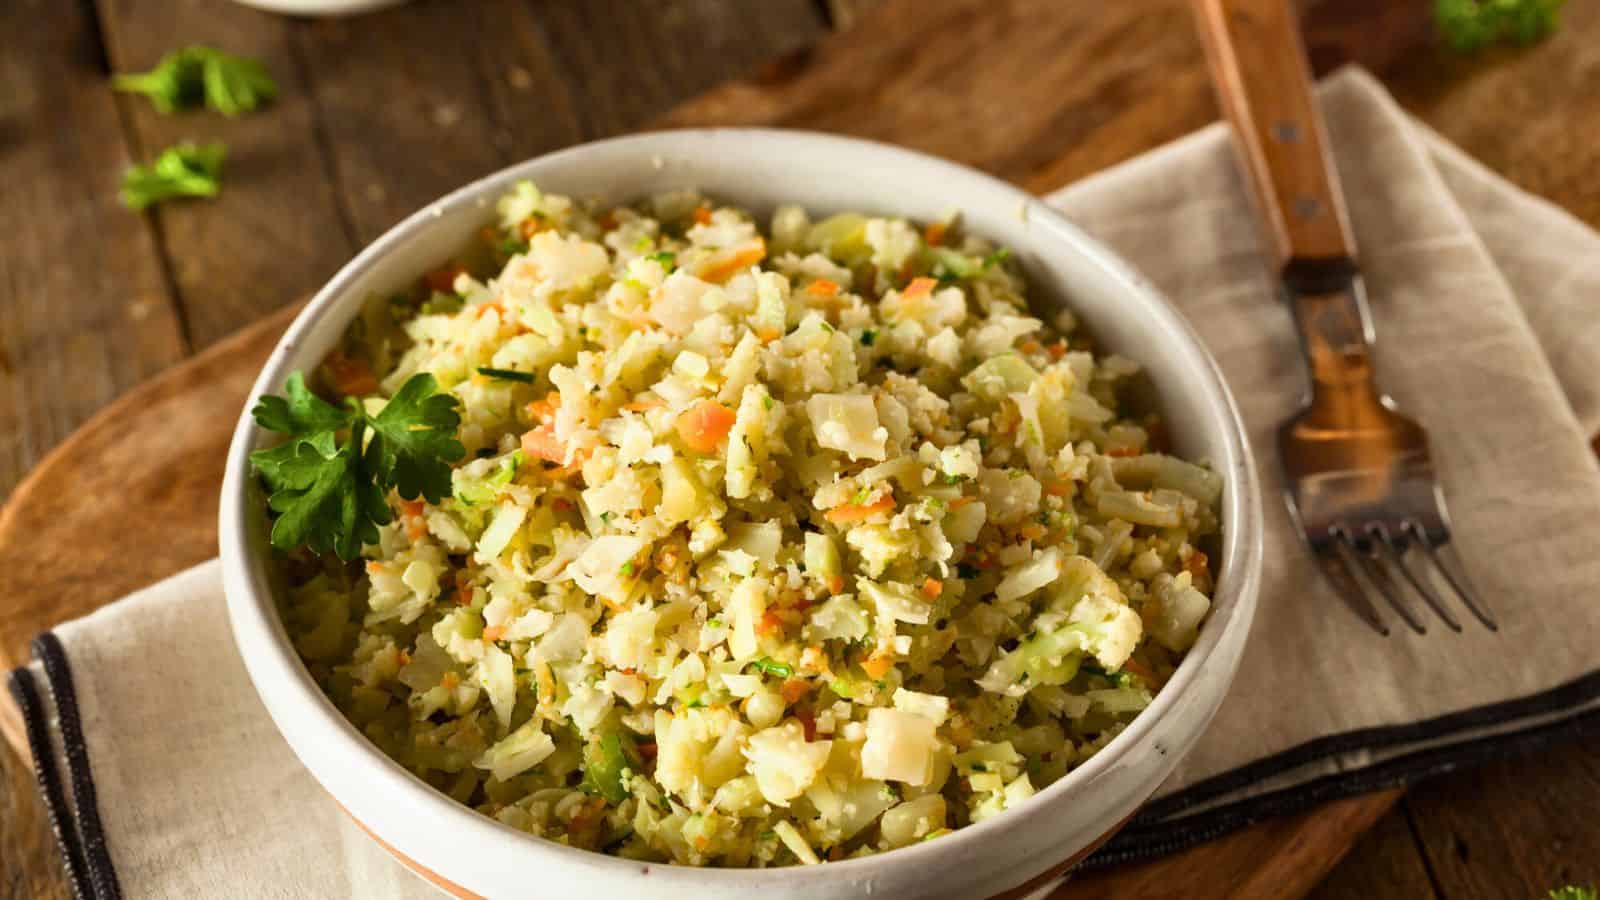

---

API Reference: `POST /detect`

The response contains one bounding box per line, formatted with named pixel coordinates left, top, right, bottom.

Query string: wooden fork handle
left=1192, top=0, right=1357, bottom=275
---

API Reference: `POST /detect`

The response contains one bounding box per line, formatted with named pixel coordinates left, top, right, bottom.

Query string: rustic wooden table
left=3, top=1, right=1597, bottom=898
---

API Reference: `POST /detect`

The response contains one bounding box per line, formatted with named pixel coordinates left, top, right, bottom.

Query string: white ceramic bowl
left=220, top=129, right=1262, bottom=900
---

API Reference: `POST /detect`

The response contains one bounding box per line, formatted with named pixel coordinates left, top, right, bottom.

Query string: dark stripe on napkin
left=7, top=665, right=92, bottom=900
left=1081, top=669, right=1600, bottom=869
left=26, top=633, right=124, bottom=900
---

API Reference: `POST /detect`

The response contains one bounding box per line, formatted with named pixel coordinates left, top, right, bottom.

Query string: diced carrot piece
left=365, top=561, right=382, bottom=574
left=1183, top=550, right=1210, bottom=581
left=921, top=578, right=944, bottom=599
left=399, top=498, right=426, bottom=518
left=550, top=496, right=574, bottom=512
left=1043, top=480, right=1072, bottom=497
left=481, top=624, right=506, bottom=642
left=826, top=575, right=845, bottom=595
left=806, top=278, right=840, bottom=297
left=524, top=391, right=560, bottom=425
left=1047, top=341, right=1067, bottom=359
left=949, top=495, right=975, bottom=509
left=621, top=397, right=664, bottom=412
left=521, top=424, right=566, bottom=464
left=755, top=327, right=783, bottom=344
left=757, top=608, right=784, bottom=636
left=1020, top=340, right=1041, bottom=354
left=781, top=678, right=811, bottom=704
left=424, top=264, right=467, bottom=293
left=923, top=221, right=949, bottom=246
left=824, top=494, right=896, bottom=524
left=440, top=672, right=460, bottom=690
left=697, top=239, right=767, bottom=285
left=692, top=205, right=713, bottom=225
left=1018, top=524, right=1047, bottom=541
left=901, top=276, right=937, bottom=302
left=861, top=651, right=894, bottom=680
left=676, top=399, right=737, bottom=454
left=323, top=349, right=380, bottom=398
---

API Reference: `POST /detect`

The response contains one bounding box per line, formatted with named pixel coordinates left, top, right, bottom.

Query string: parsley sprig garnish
left=1434, top=0, right=1565, bottom=51
left=112, top=45, right=278, bottom=116
left=120, top=142, right=227, bottom=210
left=249, top=371, right=465, bottom=559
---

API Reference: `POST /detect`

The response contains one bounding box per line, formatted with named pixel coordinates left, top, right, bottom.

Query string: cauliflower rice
left=274, top=182, right=1221, bottom=867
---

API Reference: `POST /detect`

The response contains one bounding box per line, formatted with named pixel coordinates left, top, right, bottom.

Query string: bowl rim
left=219, top=126, right=1262, bottom=891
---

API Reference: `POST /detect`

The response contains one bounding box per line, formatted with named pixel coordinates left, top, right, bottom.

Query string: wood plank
left=1383, top=0, right=1600, bottom=229
left=0, top=0, right=188, bottom=500
left=1305, top=804, right=1441, bottom=900
left=94, top=0, right=357, bottom=348
left=530, top=0, right=824, bottom=138
left=1405, top=740, right=1600, bottom=898
left=1, top=744, right=72, bottom=900
left=293, top=0, right=828, bottom=244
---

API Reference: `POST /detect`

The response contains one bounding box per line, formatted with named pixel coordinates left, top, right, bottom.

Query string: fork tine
left=1334, top=526, right=1427, bottom=635
left=1311, top=534, right=1391, bottom=636
left=1405, top=520, right=1499, bottom=631
left=1370, top=524, right=1461, bottom=632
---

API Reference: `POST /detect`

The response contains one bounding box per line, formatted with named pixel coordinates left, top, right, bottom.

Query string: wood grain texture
left=1058, top=791, right=1404, bottom=900
left=1306, top=801, right=1441, bottom=900
left=0, top=0, right=187, bottom=500
left=95, top=0, right=357, bottom=348
left=1405, top=740, right=1600, bottom=897
left=1, top=742, right=71, bottom=900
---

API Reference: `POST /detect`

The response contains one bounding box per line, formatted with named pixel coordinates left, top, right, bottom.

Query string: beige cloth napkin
left=11, top=68, right=1600, bottom=897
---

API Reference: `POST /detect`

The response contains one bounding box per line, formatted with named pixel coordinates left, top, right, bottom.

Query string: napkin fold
left=9, top=68, right=1600, bottom=898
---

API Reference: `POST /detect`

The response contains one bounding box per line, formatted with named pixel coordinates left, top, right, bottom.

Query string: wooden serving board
left=1, top=0, right=1472, bottom=895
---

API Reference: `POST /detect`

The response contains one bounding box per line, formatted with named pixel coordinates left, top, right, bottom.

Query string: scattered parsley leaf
left=1549, top=888, right=1598, bottom=900
left=648, top=251, right=677, bottom=271
left=860, top=329, right=878, bottom=347
left=200, top=50, right=277, bottom=116
left=120, top=142, right=226, bottom=211
left=250, top=370, right=464, bottom=559
left=112, top=45, right=277, bottom=116
left=1434, top=0, right=1565, bottom=51
left=982, top=247, right=1013, bottom=269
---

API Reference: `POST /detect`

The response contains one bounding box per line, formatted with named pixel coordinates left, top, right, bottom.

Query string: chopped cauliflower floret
left=861, top=708, right=939, bottom=785
left=744, top=722, right=831, bottom=805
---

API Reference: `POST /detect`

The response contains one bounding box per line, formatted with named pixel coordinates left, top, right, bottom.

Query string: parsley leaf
left=363, top=373, right=465, bottom=505
left=120, top=142, right=226, bottom=210
left=112, top=46, right=277, bottom=116
left=262, top=435, right=390, bottom=560
left=200, top=51, right=277, bottom=116
left=1434, top=0, right=1565, bottom=51
left=1549, top=888, right=1598, bottom=900
left=251, top=371, right=350, bottom=435
left=250, top=370, right=464, bottom=559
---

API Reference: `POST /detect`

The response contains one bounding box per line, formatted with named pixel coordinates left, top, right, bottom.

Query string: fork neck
left=1283, top=258, right=1391, bottom=429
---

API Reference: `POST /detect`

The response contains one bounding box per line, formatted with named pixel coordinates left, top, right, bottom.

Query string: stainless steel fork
left=1194, top=0, right=1496, bottom=635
